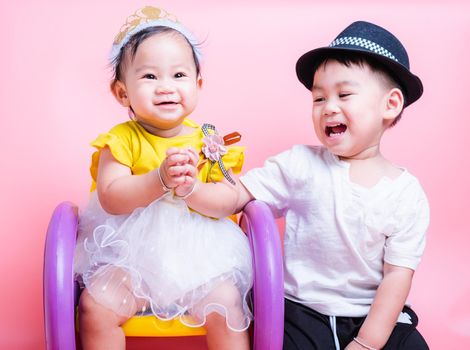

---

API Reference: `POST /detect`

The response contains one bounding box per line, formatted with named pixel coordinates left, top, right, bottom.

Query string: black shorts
left=283, top=298, right=429, bottom=350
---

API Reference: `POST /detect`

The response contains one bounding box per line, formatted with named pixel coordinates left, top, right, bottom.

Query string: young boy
left=182, top=21, right=430, bottom=349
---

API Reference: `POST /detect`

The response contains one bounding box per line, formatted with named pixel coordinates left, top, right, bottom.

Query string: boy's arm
left=347, top=263, right=414, bottom=350
left=184, top=178, right=255, bottom=219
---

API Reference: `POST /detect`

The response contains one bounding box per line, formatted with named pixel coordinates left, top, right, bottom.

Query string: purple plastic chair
left=43, top=200, right=284, bottom=350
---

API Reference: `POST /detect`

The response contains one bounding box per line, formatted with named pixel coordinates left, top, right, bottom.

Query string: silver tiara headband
left=109, top=6, right=202, bottom=64
left=329, top=36, right=398, bottom=63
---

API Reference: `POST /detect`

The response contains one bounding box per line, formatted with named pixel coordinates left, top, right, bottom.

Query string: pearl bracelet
left=157, top=167, right=171, bottom=192
left=353, top=337, right=377, bottom=350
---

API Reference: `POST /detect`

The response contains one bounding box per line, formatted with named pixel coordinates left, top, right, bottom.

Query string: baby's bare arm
left=96, top=147, right=191, bottom=214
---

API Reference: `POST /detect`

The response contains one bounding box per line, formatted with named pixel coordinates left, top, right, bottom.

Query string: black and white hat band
left=329, top=36, right=398, bottom=63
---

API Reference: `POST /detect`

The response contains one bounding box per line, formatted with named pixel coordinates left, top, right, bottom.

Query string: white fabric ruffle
left=74, top=192, right=253, bottom=331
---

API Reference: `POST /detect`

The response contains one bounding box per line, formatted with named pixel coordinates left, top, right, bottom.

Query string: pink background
left=2, top=0, right=469, bottom=349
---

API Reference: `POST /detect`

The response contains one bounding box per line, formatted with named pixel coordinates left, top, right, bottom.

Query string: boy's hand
left=345, top=338, right=378, bottom=350
left=345, top=341, right=366, bottom=350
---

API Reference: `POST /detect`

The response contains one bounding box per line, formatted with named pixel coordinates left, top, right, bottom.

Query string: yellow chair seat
left=122, top=315, right=206, bottom=337
left=76, top=307, right=206, bottom=337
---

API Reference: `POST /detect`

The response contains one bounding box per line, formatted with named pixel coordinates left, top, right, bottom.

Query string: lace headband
left=109, top=6, right=202, bottom=64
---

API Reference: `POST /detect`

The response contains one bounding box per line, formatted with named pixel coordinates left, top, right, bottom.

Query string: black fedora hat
left=296, top=21, right=423, bottom=107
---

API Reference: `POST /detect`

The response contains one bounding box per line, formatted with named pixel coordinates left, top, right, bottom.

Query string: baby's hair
left=111, top=26, right=201, bottom=85
left=313, top=52, right=404, bottom=126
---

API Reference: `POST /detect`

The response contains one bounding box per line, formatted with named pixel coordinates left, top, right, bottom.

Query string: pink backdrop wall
left=2, top=0, right=469, bottom=349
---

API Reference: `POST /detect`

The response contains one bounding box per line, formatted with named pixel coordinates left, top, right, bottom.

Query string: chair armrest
left=240, top=200, right=284, bottom=350
left=43, top=202, right=78, bottom=350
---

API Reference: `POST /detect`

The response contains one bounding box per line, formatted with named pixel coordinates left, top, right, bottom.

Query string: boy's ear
left=110, top=80, right=130, bottom=107
left=383, top=88, right=404, bottom=122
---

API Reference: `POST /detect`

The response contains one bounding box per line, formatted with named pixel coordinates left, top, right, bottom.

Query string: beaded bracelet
left=157, top=167, right=171, bottom=192
left=353, top=337, right=377, bottom=350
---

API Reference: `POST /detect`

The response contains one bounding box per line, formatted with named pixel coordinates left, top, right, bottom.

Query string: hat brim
left=296, top=47, right=423, bottom=107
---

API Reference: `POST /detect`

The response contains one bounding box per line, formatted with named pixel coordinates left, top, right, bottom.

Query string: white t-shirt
left=241, top=145, right=429, bottom=317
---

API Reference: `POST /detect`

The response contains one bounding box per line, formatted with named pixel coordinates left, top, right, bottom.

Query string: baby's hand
left=159, top=148, right=193, bottom=190
left=174, top=147, right=200, bottom=198
left=185, top=147, right=200, bottom=167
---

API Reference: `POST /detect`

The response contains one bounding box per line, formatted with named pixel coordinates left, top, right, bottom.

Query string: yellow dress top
left=89, top=118, right=244, bottom=192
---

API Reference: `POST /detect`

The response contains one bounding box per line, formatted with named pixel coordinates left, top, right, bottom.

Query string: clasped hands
left=158, top=147, right=199, bottom=198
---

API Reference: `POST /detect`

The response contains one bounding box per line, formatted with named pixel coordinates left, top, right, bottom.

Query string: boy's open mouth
left=326, top=124, right=347, bottom=137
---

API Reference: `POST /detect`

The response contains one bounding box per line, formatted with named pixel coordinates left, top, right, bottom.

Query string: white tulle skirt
left=74, top=192, right=253, bottom=331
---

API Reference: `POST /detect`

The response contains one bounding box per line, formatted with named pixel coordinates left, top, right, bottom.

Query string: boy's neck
left=338, top=143, right=381, bottom=163
left=339, top=150, right=403, bottom=188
